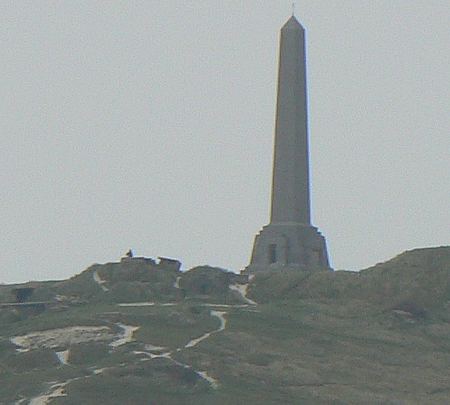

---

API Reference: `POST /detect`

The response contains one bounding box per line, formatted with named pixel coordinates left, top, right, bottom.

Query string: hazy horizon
left=1, top=1, right=449, bottom=283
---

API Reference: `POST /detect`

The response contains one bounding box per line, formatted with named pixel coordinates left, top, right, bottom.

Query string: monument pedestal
left=244, top=223, right=329, bottom=274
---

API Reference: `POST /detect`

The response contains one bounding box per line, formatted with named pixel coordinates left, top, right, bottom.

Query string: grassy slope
left=0, top=247, right=449, bottom=404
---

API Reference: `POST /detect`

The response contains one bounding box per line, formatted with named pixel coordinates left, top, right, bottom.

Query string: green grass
left=1, top=247, right=450, bottom=404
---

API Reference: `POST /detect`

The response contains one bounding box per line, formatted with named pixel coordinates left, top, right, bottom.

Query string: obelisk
left=244, top=16, right=330, bottom=273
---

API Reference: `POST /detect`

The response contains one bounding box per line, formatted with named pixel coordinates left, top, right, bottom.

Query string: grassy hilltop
left=0, top=247, right=449, bottom=404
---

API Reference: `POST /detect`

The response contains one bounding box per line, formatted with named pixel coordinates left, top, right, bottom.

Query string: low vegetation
left=0, top=247, right=449, bottom=404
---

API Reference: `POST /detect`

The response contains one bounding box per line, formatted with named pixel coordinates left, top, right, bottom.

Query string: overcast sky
left=1, top=1, right=449, bottom=283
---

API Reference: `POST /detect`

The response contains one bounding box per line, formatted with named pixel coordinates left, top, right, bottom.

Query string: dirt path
left=93, top=270, right=109, bottom=291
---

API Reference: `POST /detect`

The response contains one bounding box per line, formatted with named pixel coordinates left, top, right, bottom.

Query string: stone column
left=244, top=16, right=330, bottom=274
left=271, top=16, right=310, bottom=225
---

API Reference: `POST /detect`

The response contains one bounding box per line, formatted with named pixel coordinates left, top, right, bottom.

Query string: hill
left=0, top=247, right=449, bottom=404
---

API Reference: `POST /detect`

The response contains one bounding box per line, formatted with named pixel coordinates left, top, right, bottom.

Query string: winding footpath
left=134, top=309, right=228, bottom=389
left=185, top=310, right=227, bottom=348
left=229, top=283, right=257, bottom=305
left=110, top=323, right=140, bottom=348
left=23, top=277, right=257, bottom=402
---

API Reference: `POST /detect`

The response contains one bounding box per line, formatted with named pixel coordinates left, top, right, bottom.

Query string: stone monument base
left=243, top=223, right=330, bottom=274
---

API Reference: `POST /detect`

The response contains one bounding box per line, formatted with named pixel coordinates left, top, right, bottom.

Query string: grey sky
left=1, top=1, right=449, bottom=283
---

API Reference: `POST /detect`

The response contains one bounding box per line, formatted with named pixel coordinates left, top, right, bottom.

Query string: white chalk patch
left=55, top=350, right=70, bottom=365
left=150, top=351, right=172, bottom=359
left=93, top=270, right=109, bottom=292
left=229, top=283, right=257, bottom=305
left=134, top=351, right=173, bottom=360
left=393, top=310, right=413, bottom=317
left=29, top=380, right=74, bottom=405
left=11, top=326, right=112, bottom=352
left=92, top=368, right=107, bottom=375
left=144, top=343, right=166, bottom=351
left=174, top=276, right=181, bottom=289
left=201, top=303, right=248, bottom=308
left=197, top=371, right=219, bottom=389
left=110, top=323, right=139, bottom=347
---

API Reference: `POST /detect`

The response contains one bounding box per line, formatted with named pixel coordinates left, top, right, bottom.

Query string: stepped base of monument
left=243, top=222, right=331, bottom=274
